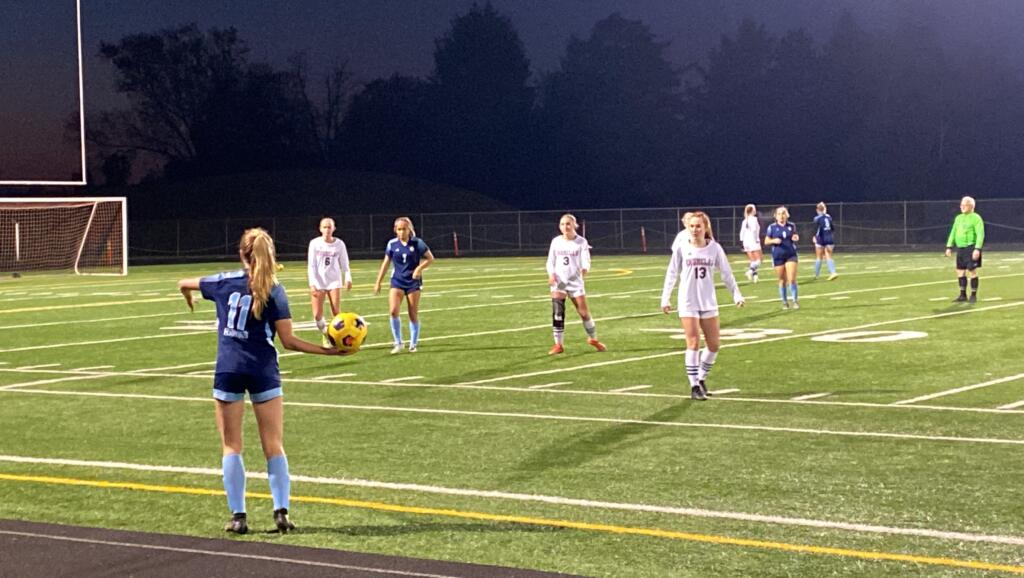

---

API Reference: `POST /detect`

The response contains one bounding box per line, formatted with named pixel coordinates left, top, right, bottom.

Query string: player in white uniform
left=739, top=204, right=762, bottom=283
left=307, top=217, right=352, bottom=346
left=661, top=211, right=744, bottom=400
left=546, top=213, right=606, bottom=355
left=670, top=211, right=694, bottom=253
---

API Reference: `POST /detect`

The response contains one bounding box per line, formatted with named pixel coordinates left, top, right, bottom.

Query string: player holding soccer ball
left=546, top=213, right=606, bottom=355
left=661, top=212, right=744, bottom=400
left=177, top=228, right=347, bottom=536
left=373, top=217, right=435, bottom=354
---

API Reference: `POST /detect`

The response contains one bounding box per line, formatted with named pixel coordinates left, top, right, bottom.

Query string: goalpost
left=0, top=197, right=128, bottom=276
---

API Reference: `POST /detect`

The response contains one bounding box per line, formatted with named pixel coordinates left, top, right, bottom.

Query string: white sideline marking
left=892, top=372, right=1024, bottom=405
left=15, top=364, right=60, bottom=370
left=609, top=385, right=652, bottom=393
left=929, top=297, right=947, bottom=301
left=711, top=388, right=739, bottom=395
left=880, top=297, right=898, bottom=301
left=73, top=366, right=114, bottom=372
left=2, top=454, right=1024, bottom=547
left=6, top=386, right=1024, bottom=447
left=380, top=376, right=424, bottom=383
left=0, top=297, right=178, bottom=315
left=313, top=373, right=357, bottom=381
left=528, top=382, right=571, bottom=389
left=997, top=399, right=1024, bottom=410
left=0, top=374, right=112, bottom=391
left=792, top=392, right=832, bottom=401
left=0, top=531, right=456, bottom=578
left=460, top=301, right=1024, bottom=385
left=0, top=331, right=207, bottom=354
left=829, top=296, right=849, bottom=301
left=985, top=297, right=1003, bottom=301
left=186, top=370, right=214, bottom=376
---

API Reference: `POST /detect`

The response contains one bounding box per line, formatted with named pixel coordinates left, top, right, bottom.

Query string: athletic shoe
left=273, top=508, right=295, bottom=534
left=792, top=301, right=800, bottom=310
left=745, top=269, right=753, bottom=281
left=953, top=294, right=968, bottom=303
left=690, top=385, right=707, bottom=401
left=321, top=334, right=333, bottom=348
left=828, top=273, right=839, bottom=281
left=698, top=379, right=712, bottom=397
left=408, top=343, right=418, bottom=353
left=968, top=294, right=977, bottom=304
left=390, top=343, right=404, bottom=354
left=548, top=344, right=564, bottom=355
left=224, top=513, right=248, bottom=534
left=782, top=301, right=790, bottom=310
left=587, top=338, right=607, bottom=352
left=752, top=274, right=758, bottom=284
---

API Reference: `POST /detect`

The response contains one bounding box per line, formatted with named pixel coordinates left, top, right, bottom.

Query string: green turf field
left=1, top=251, right=1023, bottom=577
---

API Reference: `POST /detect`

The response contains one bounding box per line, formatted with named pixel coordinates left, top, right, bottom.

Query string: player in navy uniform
left=373, top=217, right=435, bottom=354
left=765, top=206, right=800, bottom=309
left=812, top=202, right=837, bottom=280
left=177, top=228, right=346, bottom=535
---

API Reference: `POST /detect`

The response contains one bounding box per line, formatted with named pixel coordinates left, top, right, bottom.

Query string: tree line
left=88, top=4, right=1024, bottom=210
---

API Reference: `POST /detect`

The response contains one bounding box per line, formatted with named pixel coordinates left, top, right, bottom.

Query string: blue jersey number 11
left=226, top=292, right=252, bottom=331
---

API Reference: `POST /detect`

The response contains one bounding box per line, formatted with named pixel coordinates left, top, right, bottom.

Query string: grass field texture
left=1, top=251, right=1023, bottom=577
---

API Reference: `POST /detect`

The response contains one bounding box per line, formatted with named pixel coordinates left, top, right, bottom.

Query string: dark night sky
left=3, top=0, right=1024, bottom=183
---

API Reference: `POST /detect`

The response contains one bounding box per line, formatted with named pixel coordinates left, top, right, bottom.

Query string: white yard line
left=15, top=364, right=61, bottom=370
left=710, top=388, right=739, bottom=395
left=997, top=399, right=1024, bottom=410
left=0, top=297, right=178, bottom=315
left=73, top=366, right=114, bottom=372
left=379, top=376, right=425, bottom=383
left=528, top=382, right=572, bottom=389
left=609, top=385, right=652, bottom=393
left=892, top=372, right=1024, bottom=406
left=460, top=301, right=1024, bottom=385
left=312, top=373, right=357, bottom=381
left=4, top=385, right=1024, bottom=447
left=0, top=374, right=113, bottom=391
left=792, top=392, right=832, bottom=401
left=2, top=453, right=1023, bottom=547
left=0, top=331, right=208, bottom=354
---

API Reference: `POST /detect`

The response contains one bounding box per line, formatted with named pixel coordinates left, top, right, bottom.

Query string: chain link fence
left=130, top=199, right=1024, bottom=263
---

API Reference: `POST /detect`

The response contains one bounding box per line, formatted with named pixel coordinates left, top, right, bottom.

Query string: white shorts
left=680, top=309, right=719, bottom=319
left=742, top=242, right=762, bottom=253
left=550, top=278, right=586, bottom=298
left=311, top=284, right=342, bottom=292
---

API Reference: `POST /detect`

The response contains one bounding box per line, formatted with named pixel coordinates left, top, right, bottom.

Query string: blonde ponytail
left=240, top=228, right=279, bottom=320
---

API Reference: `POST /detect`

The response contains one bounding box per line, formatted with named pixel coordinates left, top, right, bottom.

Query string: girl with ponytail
left=178, top=227, right=346, bottom=536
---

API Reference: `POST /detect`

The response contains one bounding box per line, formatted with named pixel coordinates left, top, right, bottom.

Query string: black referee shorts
left=955, top=245, right=981, bottom=270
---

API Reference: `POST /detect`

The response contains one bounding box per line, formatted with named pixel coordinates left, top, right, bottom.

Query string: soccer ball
left=326, top=312, right=368, bottom=354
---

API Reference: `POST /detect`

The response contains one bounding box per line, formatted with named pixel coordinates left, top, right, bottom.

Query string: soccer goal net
left=0, top=197, right=127, bottom=276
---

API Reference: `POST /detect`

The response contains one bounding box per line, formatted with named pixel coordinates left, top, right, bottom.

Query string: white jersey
left=547, top=235, right=591, bottom=284
left=670, top=230, right=692, bottom=253
left=307, top=237, right=352, bottom=290
left=739, top=215, right=761, bottom=251
left=661, top=239, right=743, bottom=313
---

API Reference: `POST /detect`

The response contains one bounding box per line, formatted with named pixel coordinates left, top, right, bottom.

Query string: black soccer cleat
left=224, top=513, right=248, bottom=535
left=953, top=294, right=968, bottom=302
left=699, top=379, right=712, bottom=397
left=968, top=294, right=977, bottom=304
left=274, top=508, right=295, bottom=533
left=691, top=385, right=707, bottom=401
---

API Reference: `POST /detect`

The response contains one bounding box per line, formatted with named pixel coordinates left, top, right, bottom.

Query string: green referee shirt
left=946, top=212, right=985, bottom=249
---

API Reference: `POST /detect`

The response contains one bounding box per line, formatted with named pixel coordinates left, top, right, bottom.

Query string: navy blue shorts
left=390, top=277, right=422, bottom=294
left=955, top=245, right=981, bottom=270
left=213, top=372, right=282, bottom=403
left=772, top=252, right=798, bottom=267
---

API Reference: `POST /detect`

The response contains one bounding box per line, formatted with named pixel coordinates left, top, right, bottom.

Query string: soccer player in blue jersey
left=178, top=228, right=346, bottom=535
left=373, top=217, right=435, bottom=354
left=765, top=206, right=800, bottom=309
left=813, top=202, right=837, bottom=280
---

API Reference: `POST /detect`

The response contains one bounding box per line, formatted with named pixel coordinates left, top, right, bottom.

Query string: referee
left=944, top=196, right=985, bottom=304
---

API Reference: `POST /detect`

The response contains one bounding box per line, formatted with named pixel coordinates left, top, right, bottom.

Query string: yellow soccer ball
left=326, top=312, right=368, bottom=354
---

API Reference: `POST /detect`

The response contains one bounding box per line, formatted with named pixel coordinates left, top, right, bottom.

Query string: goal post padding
left=0, top=197, right=127, bottom=275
